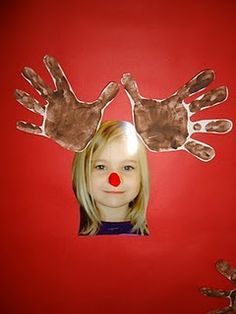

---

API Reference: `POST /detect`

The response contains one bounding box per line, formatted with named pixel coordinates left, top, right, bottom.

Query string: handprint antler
left=200, top=260, right=236, bottom=313
left=15, top=55, right=119, bottom=152
left=121, top=71, right=233, bottom=161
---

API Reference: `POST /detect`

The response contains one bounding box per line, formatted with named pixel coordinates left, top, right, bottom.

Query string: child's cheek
left=92, top=171, right=107, bottom=186
left=122, top=171, right=140, bottom=186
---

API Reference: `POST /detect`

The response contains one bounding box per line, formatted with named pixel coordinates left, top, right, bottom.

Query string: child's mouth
left=103, top=191, right=125, bottom=194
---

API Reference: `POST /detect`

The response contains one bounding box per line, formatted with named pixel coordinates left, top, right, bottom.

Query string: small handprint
left=200, top=260, right=236, bottom=313
left=15, top=55, right=119, bottom=152
left=121, top=71, right=233, bottom=161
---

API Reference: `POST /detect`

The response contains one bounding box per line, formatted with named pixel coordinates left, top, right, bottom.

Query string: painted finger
left=43, top=55, right=71, bottom=92
left=175, top=70, right=215, bottom=100
left=16, top=121, right=43, bottom=135
left=14, top=89, right=45, bottom=116
left=230, top=289, right=236, bottom=310
left=216, top=260, right=236, bottom=284
left=189, top=87, right=228, bottom=114
left=184, top=139, right=215, bottom=161
left=209, top=306, right=234, bottom=314
left=191, top=119, right=233, bottom=134
left=121, top=73, right=142, bottom=104
left=22, top=67, right=53, bottom=99
left=96, top=82, right=119, bottom=109
left=200, top=287, right=230, bottom=298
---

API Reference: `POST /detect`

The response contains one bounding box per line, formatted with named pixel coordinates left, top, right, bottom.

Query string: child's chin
left=102, top=201, right=129, bottom=209
left=104, top=197, right=137, bottom=209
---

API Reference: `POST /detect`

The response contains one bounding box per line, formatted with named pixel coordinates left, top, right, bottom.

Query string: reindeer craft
left=15, top=55, right=232, bottom=161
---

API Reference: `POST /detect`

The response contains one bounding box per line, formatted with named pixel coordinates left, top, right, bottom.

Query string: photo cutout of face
left=72, top=120, right=150, bottom=236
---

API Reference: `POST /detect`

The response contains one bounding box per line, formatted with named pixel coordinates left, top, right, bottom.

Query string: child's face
left=90, top=136, right=141, bottom=217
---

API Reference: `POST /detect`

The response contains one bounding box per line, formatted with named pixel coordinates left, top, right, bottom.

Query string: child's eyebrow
left=93, top=159, right=108, bottom=163
left=93, top=159, right=138, bottom=163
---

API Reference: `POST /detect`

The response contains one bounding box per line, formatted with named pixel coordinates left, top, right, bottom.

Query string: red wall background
left=1, top=1, right=236, bottom=313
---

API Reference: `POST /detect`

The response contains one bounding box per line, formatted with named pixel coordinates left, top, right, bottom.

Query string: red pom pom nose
left=108, top=172, right=121, bottom=187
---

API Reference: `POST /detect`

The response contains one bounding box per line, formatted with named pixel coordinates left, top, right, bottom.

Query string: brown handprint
left=200, top=260, right=236, bottom=314
left=121, top=71, right=233, bottom=161
left=15, top=55, right=119, bottom=152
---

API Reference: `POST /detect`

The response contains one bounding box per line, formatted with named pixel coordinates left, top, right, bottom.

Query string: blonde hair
left=72, top=120, right=150, bottom=235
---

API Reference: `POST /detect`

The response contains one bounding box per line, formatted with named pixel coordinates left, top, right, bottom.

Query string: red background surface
left=1, top=1, right=236, bottom=313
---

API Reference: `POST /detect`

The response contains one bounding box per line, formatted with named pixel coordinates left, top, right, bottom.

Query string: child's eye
left=95, top=164, right=107, bottom=170
left=123, top=165, right=135, bottom=171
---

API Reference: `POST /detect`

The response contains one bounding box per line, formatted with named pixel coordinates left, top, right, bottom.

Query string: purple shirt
left=97, top=221, right=147, bottom=235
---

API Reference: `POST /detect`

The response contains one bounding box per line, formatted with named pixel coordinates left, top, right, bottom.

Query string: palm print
left=15, top=55, right=119, bottom=152
left=200, top=260, right=236, bottom=313
left=121, top=71, right=233, bottom=161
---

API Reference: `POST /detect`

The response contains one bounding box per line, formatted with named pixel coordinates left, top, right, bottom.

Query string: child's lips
left=103, top=190, right=125, bottom=194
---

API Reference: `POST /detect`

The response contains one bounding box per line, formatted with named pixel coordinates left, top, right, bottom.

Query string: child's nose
left=108, top=172, right=121, bottom=187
